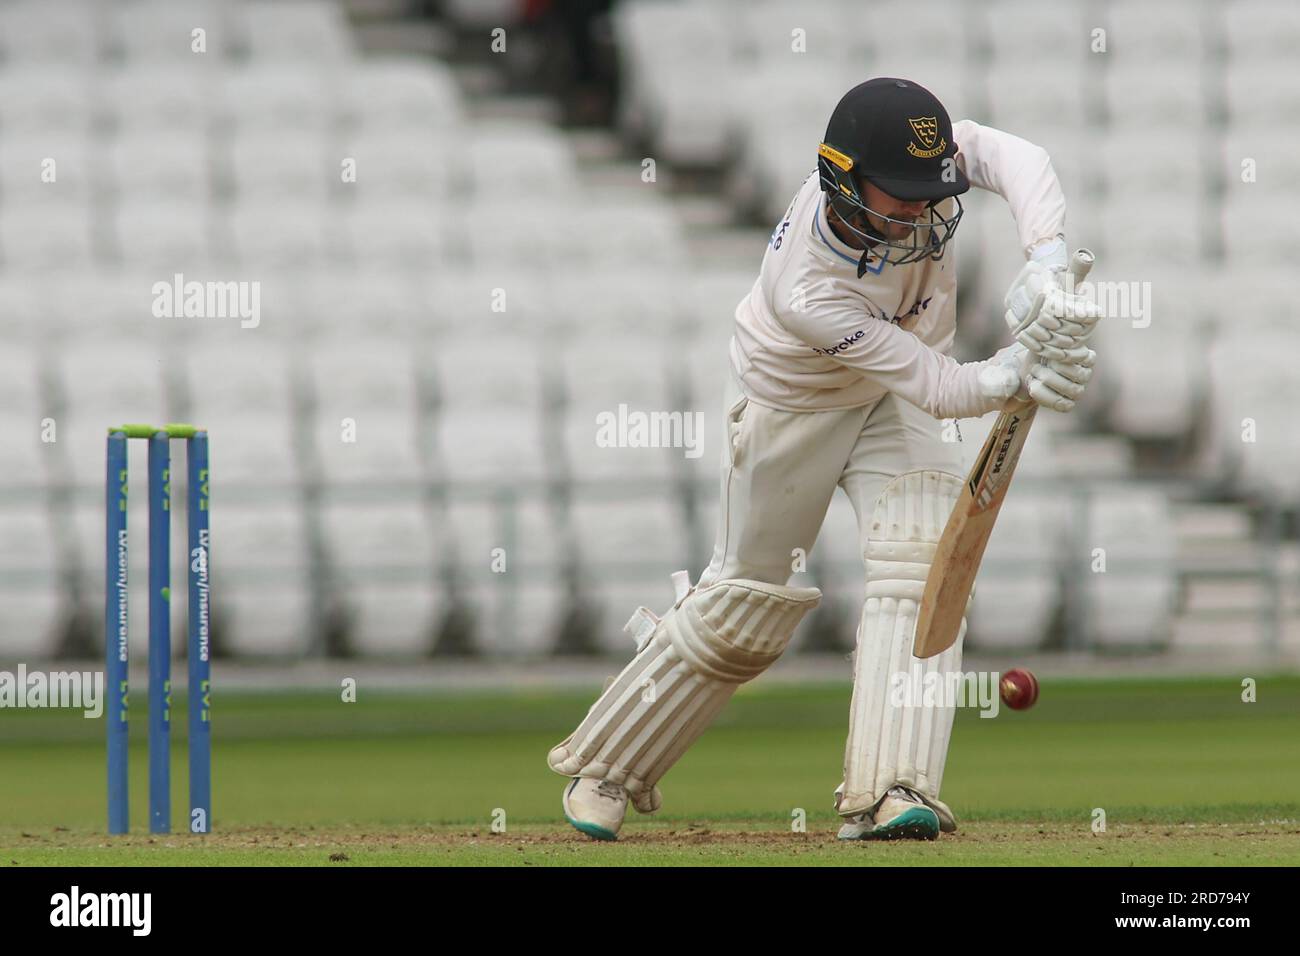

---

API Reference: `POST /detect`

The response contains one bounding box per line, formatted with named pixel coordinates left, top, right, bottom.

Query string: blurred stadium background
left=0, top=0, right=1296, bottom=672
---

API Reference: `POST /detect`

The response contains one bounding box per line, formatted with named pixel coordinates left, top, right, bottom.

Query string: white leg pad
left=837, top=470, right=971, bottom=831
left=549, top=578, right=821, bottom=813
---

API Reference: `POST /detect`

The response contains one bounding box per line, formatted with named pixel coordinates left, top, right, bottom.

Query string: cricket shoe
left=562, top=777, right=628, bottom=841
left=837, top=786, right=940, bottom=841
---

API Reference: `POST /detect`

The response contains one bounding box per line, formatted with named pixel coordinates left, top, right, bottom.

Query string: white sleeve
left=953, top=119, right=1066, bottom=257
left=781, top=294, right=1005, bottom=420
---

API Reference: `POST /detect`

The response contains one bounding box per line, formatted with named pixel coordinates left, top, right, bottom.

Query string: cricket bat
left=912, top=248, right=1094, bottom=659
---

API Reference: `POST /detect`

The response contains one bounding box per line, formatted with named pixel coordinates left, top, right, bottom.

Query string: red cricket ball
left=1000, top=668, right=1040, bottom=711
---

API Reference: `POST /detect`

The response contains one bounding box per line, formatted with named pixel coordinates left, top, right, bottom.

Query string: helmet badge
left=906, top=117, right=944, bottom=158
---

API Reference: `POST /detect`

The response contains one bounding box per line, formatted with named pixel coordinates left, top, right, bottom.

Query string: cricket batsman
left=549, top=77, right=1104, bottom=840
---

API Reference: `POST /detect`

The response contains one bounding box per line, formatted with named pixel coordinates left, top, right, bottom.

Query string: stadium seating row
left=0, top=0, right=355, bottom=64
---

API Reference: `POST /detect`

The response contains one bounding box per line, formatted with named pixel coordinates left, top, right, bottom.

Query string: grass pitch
left=2, top=675, right=1298, bottom=866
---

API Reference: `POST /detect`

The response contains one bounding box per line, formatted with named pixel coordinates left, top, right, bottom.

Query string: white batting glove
left=1015, top=289, right=1104, bottom=359
left=979, top=342, right=1034, bottom=402
left=981, top=342, right=1097, bottom=413
left=1024, top=349, right=1095, bottom=413
left=1003, top=250, right=1104, bottom=360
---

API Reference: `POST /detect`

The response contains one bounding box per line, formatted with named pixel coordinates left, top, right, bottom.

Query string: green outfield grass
left=2, top=675, right=1298, bottom=865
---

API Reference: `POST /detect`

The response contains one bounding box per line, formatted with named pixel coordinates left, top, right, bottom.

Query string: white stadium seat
left=967, top=493, right=1069, bottom=651
left=560, top=334, right=678, bottom=482
left=982, top=0, right=1092, bottom=64
left=0, top=204, right=96, bottom=273
left=343, top=201, right=449, bottom=269
left=730, top=3, right=853, bottom=66
left=0, top=347, right=51, bottom=492
left=1100, top=194, right=1204, bottom=268
left=289, top=271, right=431, bottom=338
left=338, top=59, right=463, bottom=130
left=0, top=0, right=102, bottom=65
left=223, top=201, right=340, bottom=268
left=99, top=67, right=216, bottom=132
left=1103, top=0, right=1207, bottom=62
left=311, top=411, right=427, bottom=485
left=0, top=67, right=95, bottom=133
left=433, top=339, right=546, bottom=410
left=110, top=200, right=216, bottom=271
left=1223, top=62, right=1300, bottom=131
left=307, top=340, right=428, bottom=483
left=1204, top=266, right=1295, bottom=333
left=1222, top=0, right=1300, bottom=62
left=235, top=0, right=354, bottom=62
left=548, top=269, right=684, bottom=337
left=463, top=200, right=687, bottom=271
left=573, top=202, right=686, bottom=268
left=850, top=1, right=968, bottom=62
left=227, top=131, right=335, bottom=201
left=559, top=333, right=674, bottom=405
left=106, top=132, right=211, bottom=204
left=443, top=497, right=566, bottom=655
left=0, top=343, right=45, bottom=422
left=1097, top=130, right=1204, bottom=198
left=0, top=134, right=97, bottom=205
left=1215, top=130, right=1300, bottom=197
left=39, top=271, right=163, bottom=340
left=1205, top=329, right=1300, bottom=505
left=0, top=510, right=75, bottom=658
left=464, top=121, right=580, bottom=198
left=109, top=0, right=231, bottom=62
left=1104, top=62, right=1207, bottom=130
left=1091, top=267, right=1209, bottom=441
left=202, top=503, right=316, bottom=655
left=340, top=131, right=460, bottom=201
left=427, top=269, right=555, bottom=334
left=985, top=63, right=1090, bottom=130
left=1220, top=191, right=1300, bottom=264
left=436, top=411, right=550, bottom=484
left=567, top=497, right=692, bottom=649
left=319, top=499, right=443, bottom=654
left=0, top=415, right=53, bottom=495
left=1082, top=485, right=1178, bottom=648
left=56, top=342, right=171, bottom=487
left=218, top=66, right=338, bottom=132
left=188, top=409, right=302, bottom=491
left=181, top=340, right=299, bottom=414
left=614, top=1, right=737, bottom=165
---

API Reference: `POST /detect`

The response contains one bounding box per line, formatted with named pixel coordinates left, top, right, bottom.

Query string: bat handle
left=1065, top=247, right=1094, bottom=288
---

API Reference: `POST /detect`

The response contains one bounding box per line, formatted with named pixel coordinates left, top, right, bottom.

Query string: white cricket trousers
left=697, top=372, right=964, bottom=589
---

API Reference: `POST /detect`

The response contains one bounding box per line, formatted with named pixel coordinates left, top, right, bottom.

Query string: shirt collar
left=814, top=195, right=886, bottom=274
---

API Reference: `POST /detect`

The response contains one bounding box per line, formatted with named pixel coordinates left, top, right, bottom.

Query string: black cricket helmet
left=818, top=77, right=969, bottom=274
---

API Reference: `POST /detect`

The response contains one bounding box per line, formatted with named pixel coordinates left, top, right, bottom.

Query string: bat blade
left=913, top=400, right=1038, bottom=658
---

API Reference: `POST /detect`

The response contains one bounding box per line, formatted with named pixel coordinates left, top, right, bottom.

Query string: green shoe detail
left=565, top=815, right=619, bottom=841
left=862, top=805, right=939, bottom=841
